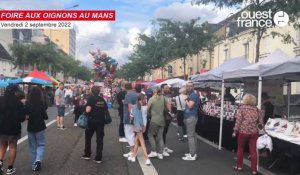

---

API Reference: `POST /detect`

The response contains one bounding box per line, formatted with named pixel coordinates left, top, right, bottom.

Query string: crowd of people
left=115, top=81, right=274, bottom=175
left=0, top=82, right=107, bottom=174
left=0, top=79, right=274, bottom=175
left=115, top=81, right=200, bottom=165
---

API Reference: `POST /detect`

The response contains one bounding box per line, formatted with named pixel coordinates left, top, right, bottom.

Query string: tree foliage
left=192, top=0, right=300, bottom=62
left=9, top=42, right=93, bottom=81
left=117, top=18, right=215, bottom=80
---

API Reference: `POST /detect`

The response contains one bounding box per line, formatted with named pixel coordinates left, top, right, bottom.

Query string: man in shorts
left=122, top=83, right=138, bottom=160
left=55, top=82, right=66, bottom=130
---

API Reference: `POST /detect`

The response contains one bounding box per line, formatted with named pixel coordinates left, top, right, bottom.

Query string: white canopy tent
left=192, top=56, right=250, bottom=82
left=152, top=78, right=186, bottom=88
left=261, top=56, right=300, bottom=81
left=218, top=49, right=292, bottom=150
left=261, top=56, right=300, bottom=118
left=223, top=49, right=292, bottom=80
left=191, top=56, right=251, bottom=150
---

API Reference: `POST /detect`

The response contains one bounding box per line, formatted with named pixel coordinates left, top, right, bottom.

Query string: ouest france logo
left=237, top=10, right=289, bottom=28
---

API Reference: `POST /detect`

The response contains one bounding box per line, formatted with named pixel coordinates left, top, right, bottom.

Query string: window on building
left=243, top=43, right=249, bottom=60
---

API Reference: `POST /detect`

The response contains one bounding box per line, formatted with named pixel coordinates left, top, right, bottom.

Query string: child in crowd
left=73, top=94, right=84, bottom=127
left=129, top=94, right=151, bottom=166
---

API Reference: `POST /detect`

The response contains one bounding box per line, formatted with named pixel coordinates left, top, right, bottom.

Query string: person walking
left=147, top=88, right=171, bottom=159
left=161, top=84, right=174, bottom=156
left=130, top=94, right=151, bottom=165
left=25, top=87, right=48, bottom=171
left=73, top=94, right=84, bottom=127
left=0, top=85, right=26, bottom=175
left=175, top=88, right=187, bottom=141
left=81, top=86, right=109, bottom=163
left=232, top=93, right=264, bottom=175
left=117, top=82, right=127, bottom=142
left=65, top=86, right=73, bottom=108
left=122, top=83, right=138, bottom=160
left=182, top=82, right=199, bottom=161
left=55, top=82, right=66, bottom=130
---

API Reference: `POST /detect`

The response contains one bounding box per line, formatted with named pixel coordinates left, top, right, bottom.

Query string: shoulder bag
left=77, top=113, right=88, bottom=129
left=163, top=97, right=173, bottom=122
left=105, top=109, right=112, bottom=124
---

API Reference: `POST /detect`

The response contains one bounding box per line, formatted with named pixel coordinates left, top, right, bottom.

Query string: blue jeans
left=28, top=130, right=45, bottom=167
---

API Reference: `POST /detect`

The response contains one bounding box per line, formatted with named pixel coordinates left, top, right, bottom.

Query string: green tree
left=9, top=42, right=92, bottom=81
left=192, top=0, right=300, bottom=63
left=9, top=43, right=31, bottom=77
left=156, top=18, right=215, bottom=79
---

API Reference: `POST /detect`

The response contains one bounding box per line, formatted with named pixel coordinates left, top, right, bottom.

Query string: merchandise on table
left=203, top=100, right=238, bottom=121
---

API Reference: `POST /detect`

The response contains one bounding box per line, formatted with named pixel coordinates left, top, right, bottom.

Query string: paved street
left=0, top=107, right=288, bottom=175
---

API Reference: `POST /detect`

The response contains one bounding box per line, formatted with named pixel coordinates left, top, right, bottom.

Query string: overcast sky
left=0, top=0, right=238, bottom=66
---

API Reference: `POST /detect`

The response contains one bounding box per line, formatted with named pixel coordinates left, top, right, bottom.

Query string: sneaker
left=119, top=138, right=127, bottom=143
left=148, top=151, right=158, bottom=158
left=183, top=135, right=188, bottom=138
left=185, top=153, right=197, bottom=158
left=93, top=158, right=102, bottom=164
left=6, top=168, right=16, bottom=175
left=178, top=138, right=184, bottom=141
left=57, top=126, right=61, bottom=129
left=61, top=126, right=67, bottom=130
left=182, top=154, right=196, bottom=161
left=162, top=151, right=170, bottom=157
left=129, top=156, right=136, bottom=162
left=74, top=123, right=78, bottom=127
left=157, top=154, right=163, bottom=160
left=123, top=152, right=132, bottom=158
left=81, top=154, right=91, bottom=160
left=33, top=161, right=41, bottom=171
left=164, top=147, right=174, bottom=153
left=145, top=159, right=151, bottom=166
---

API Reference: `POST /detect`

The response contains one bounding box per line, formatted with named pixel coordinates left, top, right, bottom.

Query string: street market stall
left=219, top=49, right=293, bottom=149
left=191, top=56, right=251, bottom=150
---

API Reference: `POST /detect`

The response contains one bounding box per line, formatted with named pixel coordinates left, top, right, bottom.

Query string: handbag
left=105, top=110, right=112, bottom=124
left=163, top=98, right=172, bottom=122
left=77, top=114, right=88, bottom=129
left=112, top=99, right=119, bottom=109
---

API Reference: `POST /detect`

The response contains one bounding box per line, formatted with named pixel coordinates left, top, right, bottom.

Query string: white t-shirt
left=65, top=89, right=73, bottom=97
left=141, top=106, right=148, bottom=127
left=175, top=94, right=187, bottom=111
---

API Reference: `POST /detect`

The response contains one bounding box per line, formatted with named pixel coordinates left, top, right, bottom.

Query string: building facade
left=43, top=29, right=76, bottom=58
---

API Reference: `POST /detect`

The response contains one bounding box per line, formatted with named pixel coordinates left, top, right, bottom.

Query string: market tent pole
left=287, top=82, right=291, bottom=119
left=218, top=80, right=225, bottom=150
left=257, top=77, right=262, bottom=109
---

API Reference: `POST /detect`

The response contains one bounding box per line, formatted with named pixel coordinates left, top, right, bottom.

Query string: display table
left=196, top=114, right=237, bottom=151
